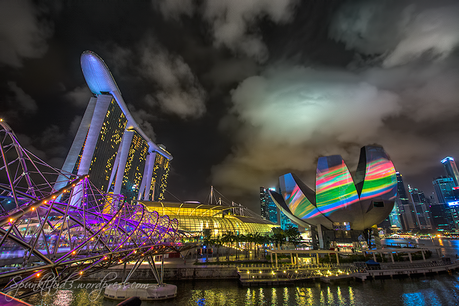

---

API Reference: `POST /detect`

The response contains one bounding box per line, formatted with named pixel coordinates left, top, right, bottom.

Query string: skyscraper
left=441, top=157, right=459, bottom=186
left=433, top=177, right=455, bottom=204
left=429, top=203, right=453, bottom=232
left=56, top=51, right=172, bottom=204
left=408, top=186, right=432, bottom=230
left=151, top=151, right=171, bottom=201
left=260, top=187, right=278, bottom=224
left=395, top=172, right=418, bottom=230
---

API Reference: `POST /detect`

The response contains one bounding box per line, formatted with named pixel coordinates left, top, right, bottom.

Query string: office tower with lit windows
left=433, top=177, right=456, bottom=204
left=429, top=203, right=453, bottom=231
left=408, top=186, right=432, bottom=230
left=260, top=187, right=279, bottom=224
left=433, top=176, right=459, bottom=230
left=151, top=152, right=171, bottom=201
left=395, top=172, right=418, bottom=230
left=56, top=51, right=172, bottom=204
left=441, top=157, right=459, bottom=186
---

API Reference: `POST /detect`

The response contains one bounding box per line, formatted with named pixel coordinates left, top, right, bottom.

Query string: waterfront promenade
left=82, top=241, right=459, bottom=287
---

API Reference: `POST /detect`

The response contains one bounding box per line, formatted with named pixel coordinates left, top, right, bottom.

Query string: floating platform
left=104, top=283, right=177, bottom=301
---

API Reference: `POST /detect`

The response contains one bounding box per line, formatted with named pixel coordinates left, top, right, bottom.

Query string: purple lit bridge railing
left=0, top=121, right=191, bottom=297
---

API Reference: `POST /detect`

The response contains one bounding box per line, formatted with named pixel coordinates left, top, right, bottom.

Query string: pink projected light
left=360, top=158, right=397, bottom=201
left=271, top=145, right=398, bottom=230
left=315, top=160, right=359, bottom=216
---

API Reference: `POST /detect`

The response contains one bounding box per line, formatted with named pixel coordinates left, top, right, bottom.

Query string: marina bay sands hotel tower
left=56, top=51, right=172, bottom=204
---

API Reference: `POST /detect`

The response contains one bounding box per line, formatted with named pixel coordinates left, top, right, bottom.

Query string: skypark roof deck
left=80, top=51, right=171, bottom=160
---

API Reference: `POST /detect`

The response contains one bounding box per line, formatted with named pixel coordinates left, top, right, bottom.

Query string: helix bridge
left=0, top=120, right=189, bottom=297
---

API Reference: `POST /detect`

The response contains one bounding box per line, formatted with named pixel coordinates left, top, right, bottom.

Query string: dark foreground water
left=21, top=238, right=459, bottom=306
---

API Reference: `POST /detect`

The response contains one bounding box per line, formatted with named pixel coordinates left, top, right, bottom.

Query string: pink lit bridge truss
left=0, top=121, right=190, bottom=297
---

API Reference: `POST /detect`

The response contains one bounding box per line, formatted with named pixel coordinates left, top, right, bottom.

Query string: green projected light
left=316, top=158, right=359, bottom=216
left=360, top=157, right=397, bottom=201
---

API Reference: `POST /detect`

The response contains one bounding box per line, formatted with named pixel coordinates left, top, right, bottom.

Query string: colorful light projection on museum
left=315, top=157, right=359, bottom=216
left=279, top=173, right=319, bottom=219
left=276, top=146, right=397, bottom=222
left=359, top=157, right=397, bottom=201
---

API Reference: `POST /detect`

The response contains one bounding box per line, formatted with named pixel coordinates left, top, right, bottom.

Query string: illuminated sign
left=448, top=201, right=459, bottom=206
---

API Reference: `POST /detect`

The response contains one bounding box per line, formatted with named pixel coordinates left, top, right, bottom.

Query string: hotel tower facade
left=56, top=51, right=172, bottom=204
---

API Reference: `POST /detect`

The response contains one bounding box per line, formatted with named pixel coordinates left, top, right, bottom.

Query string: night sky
left=1, top=0, right=459, bottom=213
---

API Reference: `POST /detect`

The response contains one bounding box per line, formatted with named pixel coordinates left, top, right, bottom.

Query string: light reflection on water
left=22, top=274, right=459, bottom=306
left=22, top=239, right=459, bottom=306
left=384, top=237, right=459, bottom=257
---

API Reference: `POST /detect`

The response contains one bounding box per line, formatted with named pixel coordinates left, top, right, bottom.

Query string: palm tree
left=272, top=227, right=286, bottom=249
left=285, top=226, right=302, bottom=248
left=210, top=236, right=223, bottom=262
left=252, top=233, right=263, bottom=259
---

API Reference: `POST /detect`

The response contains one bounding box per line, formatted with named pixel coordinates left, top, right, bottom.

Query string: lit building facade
left=269, top=145, right=398, bottom=249
left=441, top=156, right=459, bottom=186
left=395, top=172, right=418, bottom=230
left=260, top=187, right=299, bottom=230
left=408, top=186, right=432, bottom=230
left=56, top=51, right=172, bottom=204
left=429, top=203, right=453, bottom=231
left=151, top=153, right=171, bottom=201
left=433, top=177, right=459, bottom=230
left=433, top=177, right=455, bottom=204
left=260, top=187, right=278, bottom=224
left=141, top=201, right=277, bottom=237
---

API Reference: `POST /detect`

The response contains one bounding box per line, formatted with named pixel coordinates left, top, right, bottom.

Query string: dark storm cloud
left=0, top=0, right=52, bottom=67
left=139, top=38, right=207, bottom=119
left=126, top=104, right=157, bottom=142
left=15, top=125, right=67, bottom=168
left=330, top=0, right=459, bottom=67
left=3, top=82, right=38, bottom=119
left=203, top=58, right=258, bottom=88
left=105, top=38, right=207, bottom=120
left=211, top=0, right=459, bottom=203
left=63, top=85, right=92, bottom=108
left=157, top=0, right=300, bottom=62
left=2, top=0, right=458, bottom=209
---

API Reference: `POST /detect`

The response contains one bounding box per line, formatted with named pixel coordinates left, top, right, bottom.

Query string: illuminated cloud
left=231, top=66, right=401, bottom=144
left=211, top=1, right=459, bottom=204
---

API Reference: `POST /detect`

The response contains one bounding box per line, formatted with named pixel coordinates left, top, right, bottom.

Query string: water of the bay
left=21, top=238, right=459, bottom=306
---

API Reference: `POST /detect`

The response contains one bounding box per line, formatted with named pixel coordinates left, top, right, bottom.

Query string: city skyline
left=1, top=1, right=459, bottom=213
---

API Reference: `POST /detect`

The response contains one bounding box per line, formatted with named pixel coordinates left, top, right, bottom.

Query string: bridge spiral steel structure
left=0, top=121, right=185, bottom=297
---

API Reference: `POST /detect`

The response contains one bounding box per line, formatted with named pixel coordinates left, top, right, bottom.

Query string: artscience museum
left=269, top=145, right=397, bottom=249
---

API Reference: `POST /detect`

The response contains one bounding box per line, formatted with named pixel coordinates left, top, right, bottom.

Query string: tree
left=222, top=232, right=235, bottom=260
left=210, top=237, right=223, bottom=262
left=272, top=227, right=286, bottom=249
left=285, top=226, right=302, bottom=248
left=203, top=229, right=212, bottom=262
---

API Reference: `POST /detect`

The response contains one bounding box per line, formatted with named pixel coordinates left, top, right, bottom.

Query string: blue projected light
left=448, top=201, right=459, bottom=206
left=441, top=156, right=455, bottom=164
